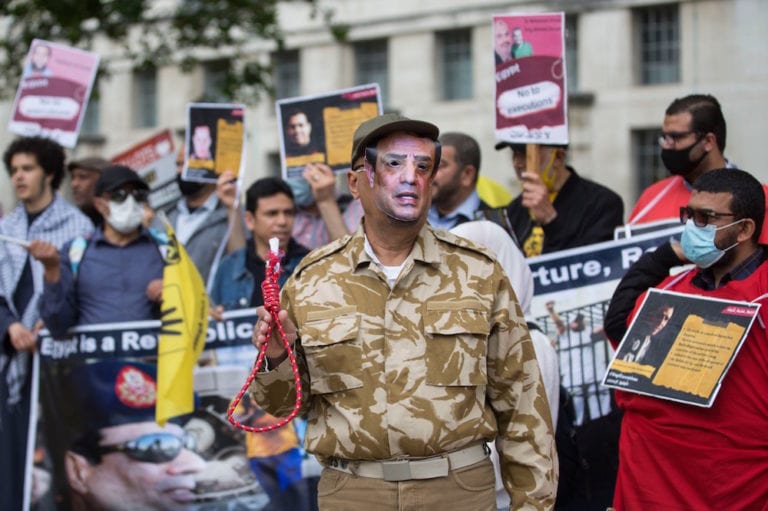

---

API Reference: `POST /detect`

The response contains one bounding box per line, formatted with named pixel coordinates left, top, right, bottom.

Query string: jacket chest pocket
left=300, top=311, right=363, bottom=395
left=424, top=301, right=490, bottom=386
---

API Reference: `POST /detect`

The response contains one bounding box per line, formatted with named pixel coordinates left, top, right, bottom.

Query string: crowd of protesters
left=2, top=92, right=767, bottom=511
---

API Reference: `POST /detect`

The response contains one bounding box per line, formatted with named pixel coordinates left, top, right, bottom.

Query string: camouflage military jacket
left=251, top=223, right=557, bottom=509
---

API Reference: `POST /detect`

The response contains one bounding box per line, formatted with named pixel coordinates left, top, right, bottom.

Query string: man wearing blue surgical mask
left=35, top=166, right=166, bottom=338
left=286, top=162, right=364, bottom=250
left=604, top=168, right=768, bottom=510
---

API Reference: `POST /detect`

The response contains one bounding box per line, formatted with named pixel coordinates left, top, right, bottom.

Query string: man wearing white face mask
left=604, top=168, right=768, bottom=510
left=37, top=166, right=166, bottom=338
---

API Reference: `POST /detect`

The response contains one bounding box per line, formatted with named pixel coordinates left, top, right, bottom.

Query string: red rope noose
left=227, top=239, right=303, bottom=432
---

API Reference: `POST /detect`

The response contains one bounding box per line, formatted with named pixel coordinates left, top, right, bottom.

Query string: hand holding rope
left=227, top=238, right=303, bottom=432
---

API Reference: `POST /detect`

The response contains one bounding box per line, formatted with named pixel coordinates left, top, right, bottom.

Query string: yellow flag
left=156, top=221, right=209, bottom=425
left=476, top=175, right=513, bottom=208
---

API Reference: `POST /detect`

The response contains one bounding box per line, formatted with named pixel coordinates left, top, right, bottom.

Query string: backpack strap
left=147, top=227, right=169, bottom=246
left=68, top=236, right=90, bottom=278
left=147, top=227, right=170, bottom=262
left=68, top=229, right=168, bottom=279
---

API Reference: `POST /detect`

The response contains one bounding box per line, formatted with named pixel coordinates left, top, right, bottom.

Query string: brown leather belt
left=323, top=443, right=490, bottom=482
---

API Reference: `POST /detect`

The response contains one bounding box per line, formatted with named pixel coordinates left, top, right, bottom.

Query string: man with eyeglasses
left=494, top=19, right=513, bottom=65
left=35, top=165, right=166, bottom=338
left=0, top=136, right=93, bottom=511
left=605, top=168, right=768, bottom=510
left=251, top=114, right=556, bottom=510
left=63, top=360, right=207, bottom=510
left=628, top=94, right=768, bottom=243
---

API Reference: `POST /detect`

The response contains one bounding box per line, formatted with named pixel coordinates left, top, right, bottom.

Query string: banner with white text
left=27, top=309, right=317, bottom=511
left=527, top=226, right=683, bottom=425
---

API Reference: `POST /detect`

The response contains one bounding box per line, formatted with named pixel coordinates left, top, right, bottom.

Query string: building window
left=203, top=60, right=230, bottom=102
left=635, top=4, right=680, bottom=85
left=437, top=29, right=473, bottom=101
left=273, top=50, right=300, bottom=100
left=355, top=39, right=388, bottom=107
left=134, top=68, right=157, bottom=128
left=565, top=15, right=578, bottom=91
left=81, top=97, right=100, bottom=135
left=632, top=128, right=664, bottom=200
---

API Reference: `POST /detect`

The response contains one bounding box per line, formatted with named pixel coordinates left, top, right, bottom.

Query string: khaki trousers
left=317, top=458, right=497, bottom=511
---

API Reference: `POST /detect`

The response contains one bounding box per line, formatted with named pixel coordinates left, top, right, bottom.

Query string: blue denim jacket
left=209, top=239, right=309, bottom=310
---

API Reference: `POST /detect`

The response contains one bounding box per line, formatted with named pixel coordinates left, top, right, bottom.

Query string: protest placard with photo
left=26, top=309, right=317, bottom=510
left=183, top=103, right=246, bottom=183
left=111, top=130, right=180, bottom=209
left=493, top=13, right=568, bottom=145
left=603, top=288, right=760, bottom=407
left=276, top=84, right=381, bottom=179
left=8, top=39, right=100, bottom=148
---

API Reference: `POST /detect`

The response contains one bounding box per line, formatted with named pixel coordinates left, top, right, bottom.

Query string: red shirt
left=628, top=176, right=768, bottom=244
left=613, top=266, right=768, bottom=510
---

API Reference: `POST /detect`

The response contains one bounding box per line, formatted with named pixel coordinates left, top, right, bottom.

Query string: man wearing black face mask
left=164, top=144, right=245, bottom=286
left=628, top=94, right=768, bottom=244
left=603, top=168, right=768, bottom=510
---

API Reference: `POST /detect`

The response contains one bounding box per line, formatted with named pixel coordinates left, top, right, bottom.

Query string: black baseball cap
left=351, top=113, right=439, bottom=163
left=95, top=165, right=149, bottom=196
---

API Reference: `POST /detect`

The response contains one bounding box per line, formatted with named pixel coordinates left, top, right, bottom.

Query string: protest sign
left=8, top=39, right=100, bottom=148
left=276, top=84, right=381, bottom=179
left=111, top=129, right=180, bottom=209
left=493, top=13, right=568, bottom=145
left=614, top=218, right=682, bottom=240
left=603, top=289, right=759, bottom=407
left=27, top=309, right=316, bottom=510
left=527, top=226, right=683, bottom=425
left=37, top=311, right=258, bottom=362
left=184, top=103, right=246, bottom=183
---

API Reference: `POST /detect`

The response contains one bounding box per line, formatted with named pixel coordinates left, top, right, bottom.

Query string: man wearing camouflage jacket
left=252, top=114, right=557, bottom=510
